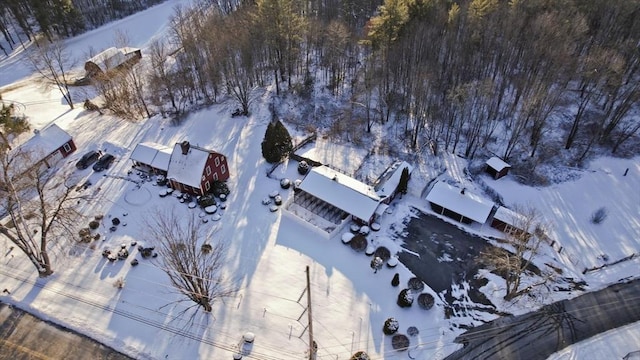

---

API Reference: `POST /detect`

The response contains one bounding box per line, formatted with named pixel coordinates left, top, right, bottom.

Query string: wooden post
left=306, top=266, right=316, bottom=360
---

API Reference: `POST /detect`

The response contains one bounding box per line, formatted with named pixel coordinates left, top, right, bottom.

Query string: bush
left=201, top=243, right=213, bottom=254
left=370, top=257, right=383, bottom=272
left=407, top=326, right=419, bottom=336
left=89, top=220, right=100, bottom=230
left=298, top=161, right=310, bottom=175
left=78, top=228, right=90, bottom=237
left=198, top=194, right=216, bottom=207
left=350, top=351, right=370, bottom=360
left=113, top=277, right=125, bottom=289
left=391, top=334, right=410, bottom=351
left=212, top=181, right=230, bottom=196
left=407, top=277, right=425, bottom=292
left=397, top=289, right=414, bottom=308
left=590, top=207, right=608, bottom=224
left=350, top=234, right=367, bottom=252
left=391, top=273, right=400, bottom=287
left=417, top=293, right=435, bottom=310
left=383, top=317, right=399, bottom=335
left=374, top=247, right=391, bottom=261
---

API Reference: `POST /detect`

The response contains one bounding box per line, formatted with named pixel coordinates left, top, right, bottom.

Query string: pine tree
left=391, top=273, right=400, bottom=287
left=397, top=167, right=410, bottom=195
left=261, top=120, right=293, bottom=163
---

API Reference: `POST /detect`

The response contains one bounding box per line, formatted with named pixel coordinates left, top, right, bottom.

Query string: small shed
left=491, top=206, right=531, bottom=237
left=485, top=157, right=511, bottom=180
left=425, top=181, right=494, bottom=225
left=129, top=142, right=172, bottom=174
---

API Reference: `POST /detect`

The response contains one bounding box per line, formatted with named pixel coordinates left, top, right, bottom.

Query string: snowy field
left=1, top=2, right=639, bottom=359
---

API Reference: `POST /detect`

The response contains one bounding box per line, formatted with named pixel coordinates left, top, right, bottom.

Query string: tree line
left=154, top=0, right=639, bottom=168
left=0, top=0, right=165, bottom=53
left=9, top=0, right=638, bottom=168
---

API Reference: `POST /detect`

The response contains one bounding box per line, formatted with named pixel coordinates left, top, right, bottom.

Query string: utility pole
left=306, top=265, right=316, bottom=360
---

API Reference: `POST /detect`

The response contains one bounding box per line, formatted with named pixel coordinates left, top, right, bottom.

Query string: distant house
left=374, top=160, right=413, bottom=204
left=491, top=206, right=531, bottom=238
left=425, top=181, right=494, bottom=225
left=166, top=141, right=229, bottom=195
left=129, top=142, right=172, bottom=175
left=485, top=157, right=511, bottom=180
left=11, top=124, right=76, bottom=175
left=84, top=47, right=142, bottom=79
left=296, top=165, right=384, bottom=225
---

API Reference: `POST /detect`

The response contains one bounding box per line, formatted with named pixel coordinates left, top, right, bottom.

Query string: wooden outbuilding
left=485, top=157, right=511, bottom=180
left=425, top=181, right=494, bottom=225
left=491, top=206, right=531, bottom=238
left=129, top=142, right=172, bottom=175
left=84, top=47, right=142, bottom=79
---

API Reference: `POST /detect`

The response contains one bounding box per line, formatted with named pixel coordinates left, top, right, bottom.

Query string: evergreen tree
left=397, top=167, right=410, bottom=195
left=391, top=273, right=400, bottom=287
left=261, top=120, right=293, bottom=163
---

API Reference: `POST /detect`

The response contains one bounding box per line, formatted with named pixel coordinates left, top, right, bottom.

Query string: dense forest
left=0, top=0, right=165, bottom=46
left=3, top=0, right=640, bottom=182
left=161, top=0, right=639, bottom=168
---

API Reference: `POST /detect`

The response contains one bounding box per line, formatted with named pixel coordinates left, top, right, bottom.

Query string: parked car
left=76, top=150, right=102, bottom=170
left=93, top=153, right=115, bottom=171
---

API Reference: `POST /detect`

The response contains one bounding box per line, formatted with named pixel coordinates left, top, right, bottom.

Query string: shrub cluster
left=417, top=293, right=435, bottom=310
left=383, top=317, right=399, bottom=335
left=397, top=289, right=414, bottom=308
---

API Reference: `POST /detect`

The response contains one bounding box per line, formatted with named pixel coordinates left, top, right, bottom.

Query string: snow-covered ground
left=1, top=2, right=639, bottom=359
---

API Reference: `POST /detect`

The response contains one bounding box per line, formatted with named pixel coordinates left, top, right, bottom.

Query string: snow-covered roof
left=86, top=47, right=140, bottom=73
left=426, top=181, right=494, bottom=224
left=129, top=142, right=172, bottom=171
left=375, top=160, right=413, bottom=199
left=86, top=47, right=125, bottom=72
left=493, top=206, right=532, bottom=232
left=295, top=140, right=367, bottom=175
left=13, top=124, right=71, bottom=158
left=493, top=206, right=524, bottom=225
left=298, top=165, right=381, bottom=221
left=486, top=156, right=511, bottom=171
left=167, top=143, right=215, bottom=188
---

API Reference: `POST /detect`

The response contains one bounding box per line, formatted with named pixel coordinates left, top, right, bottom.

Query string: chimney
left=180, top=141, right=190, bottom=155
left=461, top=188, right=466, bottom=195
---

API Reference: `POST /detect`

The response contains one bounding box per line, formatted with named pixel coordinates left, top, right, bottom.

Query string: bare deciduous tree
left=28, top=38, right=75, bottom=109
left=0, top=148, right=83, bottom=276
left=478, top=207, right=555, bottom=301
left=144, top=210, right=235, bottom=313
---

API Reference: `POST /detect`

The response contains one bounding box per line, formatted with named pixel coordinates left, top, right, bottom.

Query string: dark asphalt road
left=0, top=302, right=132, bottom=360
left=445, top=278, right=640, bottom=360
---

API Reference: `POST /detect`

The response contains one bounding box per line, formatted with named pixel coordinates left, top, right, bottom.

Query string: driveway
left=397, top=209, right=505, bottom=318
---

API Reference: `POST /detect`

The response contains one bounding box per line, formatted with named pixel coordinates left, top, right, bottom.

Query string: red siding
left=59, top=140, right=77, bottom=157
left=198, top=153, right=230, bottom=194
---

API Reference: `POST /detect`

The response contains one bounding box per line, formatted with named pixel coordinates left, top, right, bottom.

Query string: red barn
left=166, top=141, right=229, bottom=195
